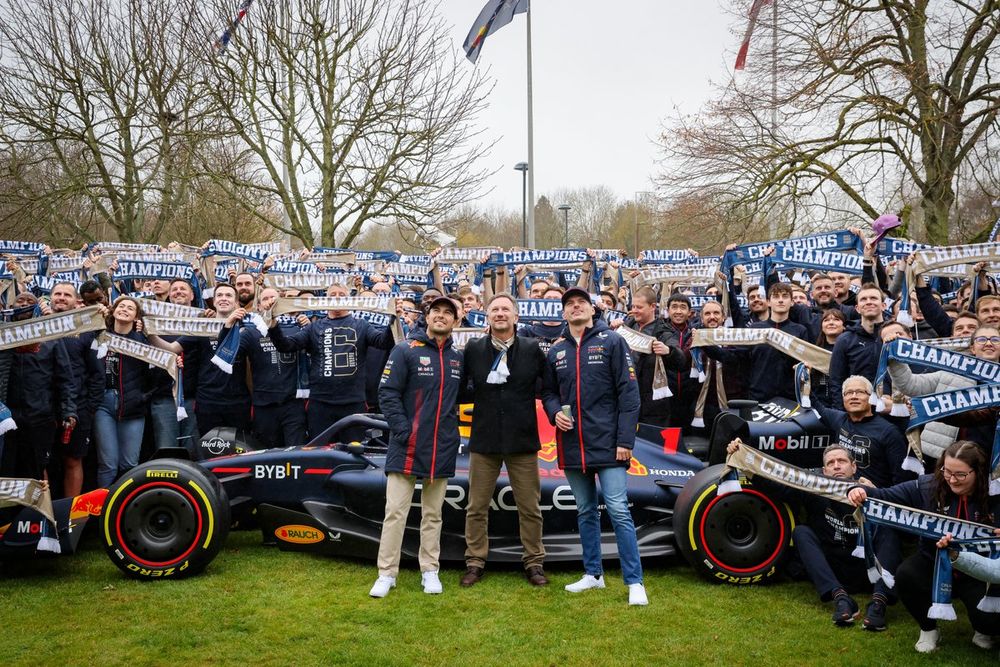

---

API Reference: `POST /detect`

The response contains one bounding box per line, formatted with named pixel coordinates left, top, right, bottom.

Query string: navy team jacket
left=379, top=329, right=463, bottom=480
left=541, top=319, right=640, bottom=471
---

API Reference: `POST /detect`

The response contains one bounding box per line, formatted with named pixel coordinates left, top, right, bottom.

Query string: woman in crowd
left=94, top=296, right=182, bottom=487
left=811, top=309, right=846, bottom=405
left=888, top=325, right=1000, bottom=465
left=848, top=441, right=1000, bottom=653
left=94, top=297, right=151, bottom=487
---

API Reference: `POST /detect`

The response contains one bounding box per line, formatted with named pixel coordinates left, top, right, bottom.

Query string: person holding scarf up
left=458, top=293, right=548, bottom=588
left=848, top=441, right=1000, bottom=653
left=268, top=282, right=396, bottom=443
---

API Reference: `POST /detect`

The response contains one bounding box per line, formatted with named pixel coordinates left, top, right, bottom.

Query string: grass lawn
left=2, top=530, right=993, bottom=666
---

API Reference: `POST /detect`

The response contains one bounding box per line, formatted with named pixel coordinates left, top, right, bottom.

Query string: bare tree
left=657, top=0, right=1000, bottom=244
left=0, top=0, right=219, bottom=242
left=199, top=0, right=495, bottom=248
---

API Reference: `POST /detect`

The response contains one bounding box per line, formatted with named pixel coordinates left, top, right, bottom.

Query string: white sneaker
left=972, top=631, right=995, bottom=650
left=628, top=583, right=648, bottom=606
left=369, top=575, right=396, bottom=598
left=422, top=570, right=443, bottom=594
left=565, top=574, right=605, bottom=593
left=915, top=629, right=939, bottom=653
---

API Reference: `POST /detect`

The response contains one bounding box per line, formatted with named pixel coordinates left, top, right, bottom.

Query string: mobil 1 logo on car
left=756, top=432, right=831, bottom=467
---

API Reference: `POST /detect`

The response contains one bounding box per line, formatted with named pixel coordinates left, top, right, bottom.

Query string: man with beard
left=690, top=299, right=748, bottom=430
left=726, top=438, right=891, bottom=630
left=234, top=271, right=257, bottom=308
left=405, top=287, right=443, bottom=337
left=459, top=293, right=548, bottom=587
left=745, top=286, right=769, bottom=323
left=1, top=293, right=76, bottom=480
left=617, top=286, right=685, bottom=426
left=830, top=271, right=856, bottom=306
left=79, top=280, right=108, bottom=307
left=785, top=273, right=859, bottom=341
left=812, top=375, right=910, bottom=630
left=47, top=282, right=103, bottom=497
left=828, top=283, right=886, bottom=408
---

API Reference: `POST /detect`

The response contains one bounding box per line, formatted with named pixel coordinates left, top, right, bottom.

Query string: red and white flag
left=734, top=0, right=772, bottom=70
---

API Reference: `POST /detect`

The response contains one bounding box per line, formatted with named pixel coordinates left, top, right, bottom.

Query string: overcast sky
left=438, top=0, right=742, bottom=211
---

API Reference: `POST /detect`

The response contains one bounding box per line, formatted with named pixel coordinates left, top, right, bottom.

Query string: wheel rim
left=698, top=488, right=785, bottom=574
left=116, top=482, right=203, bottom=567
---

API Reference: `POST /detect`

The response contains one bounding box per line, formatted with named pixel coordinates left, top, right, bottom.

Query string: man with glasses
left=812, top=374, right=910, bottom=631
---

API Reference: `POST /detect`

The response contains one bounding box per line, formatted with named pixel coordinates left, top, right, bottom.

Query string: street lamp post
left=558, top=204, right=571, bottom=247
left=514, top=162, right=529, bottom=246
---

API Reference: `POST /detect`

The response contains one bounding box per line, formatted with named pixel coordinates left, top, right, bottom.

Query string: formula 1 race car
left=0, top=399, right=834, bottom=585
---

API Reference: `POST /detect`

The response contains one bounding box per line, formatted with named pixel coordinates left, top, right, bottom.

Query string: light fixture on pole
left=558, top=204, right=571, bottom=247
left=514, top=162, right=529, bottom=246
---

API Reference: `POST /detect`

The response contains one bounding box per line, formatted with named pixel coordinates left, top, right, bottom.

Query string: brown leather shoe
left=460, top=566, right=484, bottom=587
left=525, top=566, right=549, bottom=586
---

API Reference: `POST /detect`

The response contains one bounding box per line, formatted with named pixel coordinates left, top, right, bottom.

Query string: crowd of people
left=1, top=228, right=999, bottom=653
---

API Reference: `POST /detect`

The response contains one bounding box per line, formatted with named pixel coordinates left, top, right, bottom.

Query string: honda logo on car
left=758, top=434, right=829, bottom=450
left=275, top=525, right=324, bottom=544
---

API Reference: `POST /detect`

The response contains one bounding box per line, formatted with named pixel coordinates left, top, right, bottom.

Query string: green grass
left=2, top=530, right=994, bottom=666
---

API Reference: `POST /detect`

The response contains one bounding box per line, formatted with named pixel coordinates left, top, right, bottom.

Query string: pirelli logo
left=145, top=470, right=180, bottom=479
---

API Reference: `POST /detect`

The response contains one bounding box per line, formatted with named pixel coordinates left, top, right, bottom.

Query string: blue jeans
left=94, top=389, right=146, bottom=487
left=565, top=466, right=643, bottom=585
left=148, top=395, right=199, bottom=455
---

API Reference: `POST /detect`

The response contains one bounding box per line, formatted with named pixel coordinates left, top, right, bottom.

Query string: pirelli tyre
left=673, top=463, right=794, bottom=585
left=102, top=459, right=230, bottom=579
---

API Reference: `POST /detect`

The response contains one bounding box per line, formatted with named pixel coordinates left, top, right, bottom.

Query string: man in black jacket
left=48, top=282, right=102, bottom=497
left=702, top=282, right=810, bottom=402
left=459, top=293, right=548, bottom=588
left=619, top=286, right=686, bottom=426
left=2, top=293, right=76, bottom=480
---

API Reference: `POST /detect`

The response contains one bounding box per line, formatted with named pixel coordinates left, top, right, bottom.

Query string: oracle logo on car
left=275, top=524, right=324, bottom=545
left=757, top=434, right=830, bottom=451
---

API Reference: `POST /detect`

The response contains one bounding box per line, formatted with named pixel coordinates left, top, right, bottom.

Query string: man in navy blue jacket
left=269, top=283, right=395, bottom=442
left=541, top=287, right=647, bottom=605
left=828, top=283, right=886, bottom=408
left=232, top=287, right=308, bottom=448
left=369, top=296, right=462, bottom=598
left=702, top=282, right=810, bottom=402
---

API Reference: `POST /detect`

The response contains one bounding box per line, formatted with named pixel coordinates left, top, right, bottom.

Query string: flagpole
left=769, top=0, right=779, bottom=238
left=525, top=1, right=536, bottom=249
left=280, top=2, right=293, bottom=247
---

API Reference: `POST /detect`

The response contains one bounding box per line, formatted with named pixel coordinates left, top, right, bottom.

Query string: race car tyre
left=101, top=459, right=230, bottom=580
left=673, top=463, right=794, bottom=585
